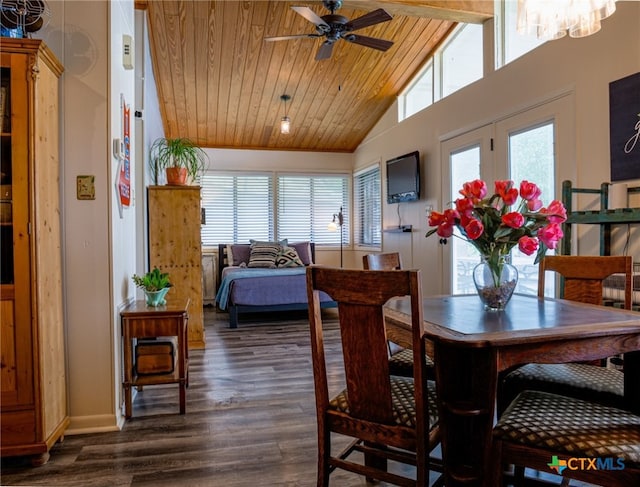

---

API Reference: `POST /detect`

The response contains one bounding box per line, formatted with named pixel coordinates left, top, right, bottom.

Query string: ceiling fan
left=265, top=0, right=394, bottom=61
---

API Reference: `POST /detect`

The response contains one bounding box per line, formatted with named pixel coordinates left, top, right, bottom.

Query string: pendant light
left=280, top=94, right=291, bottom=135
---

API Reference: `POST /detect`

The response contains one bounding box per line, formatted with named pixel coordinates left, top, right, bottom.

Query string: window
left=354, top=164, right=381, bottom=247
left=201, top=172, right=349, bottom=246
left=495, top=0, right=543, bottom=68
left=200, top=173, right=274, bottom=246
left=277, top=174, right=349, bottom=245
left=399, top=23, right=483, bottom=121
left=401, top=61, right=433, bottom=120
left=441, top=23, right=483, bottom=97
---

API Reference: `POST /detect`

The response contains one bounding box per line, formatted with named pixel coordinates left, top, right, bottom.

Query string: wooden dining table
left=384, top=293, right=640, bottom=487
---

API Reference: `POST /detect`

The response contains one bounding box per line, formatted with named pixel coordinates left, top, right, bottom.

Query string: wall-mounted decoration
left=609, top=71, right=640, bottom=181
left=115, top=93, right=131, bottom=218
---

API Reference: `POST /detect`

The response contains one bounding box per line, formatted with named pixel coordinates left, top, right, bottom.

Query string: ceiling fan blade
left=265, top=34, right=321, bottom=42
left=315, top=41, right=335, bottom=61
left=346, top=34, right=393, bottom=52
left=292, top=6, right=330, bottom=31
left=345, top=8, right=392, bottom=32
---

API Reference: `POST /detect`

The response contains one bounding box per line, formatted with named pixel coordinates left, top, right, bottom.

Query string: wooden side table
left=120, top=298, right=190, bottom=418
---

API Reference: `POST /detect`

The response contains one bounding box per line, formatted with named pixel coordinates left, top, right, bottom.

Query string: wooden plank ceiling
left=140, top=1, right=493, bottom=152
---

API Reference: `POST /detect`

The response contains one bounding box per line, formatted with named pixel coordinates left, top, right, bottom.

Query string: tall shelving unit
left=561, top=180, right=640, bottom=257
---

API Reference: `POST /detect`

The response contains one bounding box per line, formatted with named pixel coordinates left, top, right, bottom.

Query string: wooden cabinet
left=148, top=186, right=205, bottom=348
left=0, top=39, right=67, bottom=464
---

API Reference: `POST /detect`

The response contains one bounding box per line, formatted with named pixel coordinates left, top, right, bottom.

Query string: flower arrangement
left=426, top=179, right=567, bottom=307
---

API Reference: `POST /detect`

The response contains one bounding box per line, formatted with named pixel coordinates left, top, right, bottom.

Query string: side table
left=120, top=298, right=190, bottom=418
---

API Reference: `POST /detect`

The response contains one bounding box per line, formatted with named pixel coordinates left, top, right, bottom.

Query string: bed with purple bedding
left=215, top=242, right=336, bottom=328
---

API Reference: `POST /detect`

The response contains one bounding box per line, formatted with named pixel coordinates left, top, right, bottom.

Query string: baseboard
left=65, top=414, right=123, bottom=435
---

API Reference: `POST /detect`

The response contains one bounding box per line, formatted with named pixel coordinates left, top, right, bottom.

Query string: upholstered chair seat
left=501, top=363, right=624, bottom=412
left=492, top=390, right=640, bottom=486
left=330, top=376, right=439, bottom=429
left=389, top=348, right=435, bottom=378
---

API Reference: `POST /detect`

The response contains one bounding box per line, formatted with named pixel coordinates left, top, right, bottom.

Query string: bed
left=215, top=241, right=336, bottom=328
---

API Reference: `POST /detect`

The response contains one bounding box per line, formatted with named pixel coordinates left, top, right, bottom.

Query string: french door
left=440, top=94, right=576, bottom=295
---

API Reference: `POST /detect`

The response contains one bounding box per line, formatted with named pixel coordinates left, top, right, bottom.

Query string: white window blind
left=354, top=164, right=381, bottom=246
left=277, top=174, right=349, bottom=245
left=200, top=173, right=273, bottom=245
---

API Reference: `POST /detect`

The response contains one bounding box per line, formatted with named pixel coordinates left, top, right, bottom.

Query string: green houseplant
left=150, top=137, right=208, bottom=185
left=132, top=267, right=173, bottom=306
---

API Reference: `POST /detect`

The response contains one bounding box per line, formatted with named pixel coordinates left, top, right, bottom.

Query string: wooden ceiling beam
left=342, top=0, right=494, bottom=24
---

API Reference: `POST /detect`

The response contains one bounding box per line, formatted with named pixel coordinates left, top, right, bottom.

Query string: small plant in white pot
left=150, top=137, right=208, bottom=185
left=132, top=267, right=173, bottom=306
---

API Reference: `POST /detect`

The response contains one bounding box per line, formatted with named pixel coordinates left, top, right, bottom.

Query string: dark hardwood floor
left=1, top=308, right=595, bottom=487
left=1, top=308, right=439, bottom=486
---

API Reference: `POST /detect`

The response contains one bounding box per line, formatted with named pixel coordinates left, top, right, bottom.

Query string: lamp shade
left=280, top=116, right=291, bottom=135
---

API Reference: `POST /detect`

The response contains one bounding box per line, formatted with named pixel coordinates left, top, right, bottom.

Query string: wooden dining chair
left=362, top=252, right=403, bottom=271
left=498, top=255, right=631, bottom=416
left=306, top=267, right=442, bottom=486
left=362, top=252, right=435, bottom=379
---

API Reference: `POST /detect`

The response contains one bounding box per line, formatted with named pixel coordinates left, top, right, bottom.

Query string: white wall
left=354, top=1, right=640, bottom=296
left=38, top=0, right=136, bottom=433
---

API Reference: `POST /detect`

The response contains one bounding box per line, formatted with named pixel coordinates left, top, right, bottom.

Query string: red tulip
left=538, top=223, right=564, bottom=249
left=502, top=212, right=525, bottom=228
left=541, top=200, right=567, bottom=224
left=464, top=218, right=484, bottom=240
left=518, top=236, right=539, bottom=256
left=460, top=179, right=487, bottom=201
left=519, top=181, right=542, bottom=201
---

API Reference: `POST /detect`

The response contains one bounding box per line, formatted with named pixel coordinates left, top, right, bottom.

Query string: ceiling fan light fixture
left=280, top=94, right=291, bottom=135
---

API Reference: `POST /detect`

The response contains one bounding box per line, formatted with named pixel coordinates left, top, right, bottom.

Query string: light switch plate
left=77, top=175, right=95, bottom=200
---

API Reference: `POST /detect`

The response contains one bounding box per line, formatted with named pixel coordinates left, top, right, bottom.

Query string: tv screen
left=386, top=151, right=420, bottom=204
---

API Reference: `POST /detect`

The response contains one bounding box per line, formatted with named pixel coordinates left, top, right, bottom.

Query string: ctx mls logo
left=547, top=455, right=626, bottom=473
left=548, top=455, right=567, bottom=474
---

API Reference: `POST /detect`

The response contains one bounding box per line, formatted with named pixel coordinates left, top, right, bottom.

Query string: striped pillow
left=248, top=242, right=282, bottom=268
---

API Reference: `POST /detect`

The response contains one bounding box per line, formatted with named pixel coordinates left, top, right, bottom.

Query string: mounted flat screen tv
left=386, top=151, right=420, bottom=204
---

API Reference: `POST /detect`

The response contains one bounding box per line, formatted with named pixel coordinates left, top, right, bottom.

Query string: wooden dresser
left=148, top=186, right=205, bottom=348
left=0, top=39, right=68, bottom=464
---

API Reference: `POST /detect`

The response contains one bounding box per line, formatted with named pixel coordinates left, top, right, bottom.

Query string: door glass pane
left=509, top=121, right=555, bottom=296
left=450, top=146, right=481, bottom=294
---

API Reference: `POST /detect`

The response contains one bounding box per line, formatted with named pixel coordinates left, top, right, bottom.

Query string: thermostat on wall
left=123, top=34, right=134, bottom=70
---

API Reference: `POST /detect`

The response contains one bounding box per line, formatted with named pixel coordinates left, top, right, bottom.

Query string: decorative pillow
left=229, top=244, right=251, bottom=266
left=248, top=242, right=282, bottom=268
left=276, top=246, right=304, bottom=268
left=289, top=241, right=313, bottom=265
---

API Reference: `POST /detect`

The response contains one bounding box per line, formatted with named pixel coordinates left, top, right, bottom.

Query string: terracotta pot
left=165, top=167, right=188, bottom=185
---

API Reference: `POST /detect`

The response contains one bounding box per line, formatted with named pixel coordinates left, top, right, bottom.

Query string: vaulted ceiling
left=137, top=1, right=493, bottom=152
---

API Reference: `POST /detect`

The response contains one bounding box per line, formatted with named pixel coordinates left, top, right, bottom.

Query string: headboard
left=217, top=242, right=316, bottom=291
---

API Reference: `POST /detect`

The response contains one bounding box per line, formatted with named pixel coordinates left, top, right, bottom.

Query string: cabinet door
left=148, top=186, right=204, bottom=348
left=201, top=251, right=216, bottom=305
left=1, top=52, right=34, bottom=412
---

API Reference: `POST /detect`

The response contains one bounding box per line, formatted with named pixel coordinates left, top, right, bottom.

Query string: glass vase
left=472, top=257, right=518, bottom=311
left=144, top=287, right=170, bottom=307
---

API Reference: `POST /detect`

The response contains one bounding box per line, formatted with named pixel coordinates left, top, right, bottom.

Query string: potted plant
left=150, top=137, right=208, bottom=185
left=132, top=267, right=173, bottom=306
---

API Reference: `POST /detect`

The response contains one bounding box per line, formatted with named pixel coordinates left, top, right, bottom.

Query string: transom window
left=399, top=23, right=483, bottom=121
